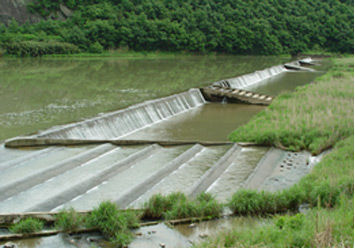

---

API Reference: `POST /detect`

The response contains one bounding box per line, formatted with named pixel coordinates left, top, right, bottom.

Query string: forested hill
left=0, top=0, right=353, bottom=56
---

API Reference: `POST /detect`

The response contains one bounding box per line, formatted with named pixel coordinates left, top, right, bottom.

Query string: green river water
left=0, top=55, right=289, bottom=141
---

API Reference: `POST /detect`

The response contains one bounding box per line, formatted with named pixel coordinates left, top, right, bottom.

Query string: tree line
left=0, top=0, right=353, bottom=56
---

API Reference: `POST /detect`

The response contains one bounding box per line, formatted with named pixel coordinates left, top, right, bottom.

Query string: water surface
left=0, top=56, right=288, bottom=141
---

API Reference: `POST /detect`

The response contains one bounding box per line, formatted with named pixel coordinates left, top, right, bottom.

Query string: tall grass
left=9, top=217, right=44, bottom=234
left=55, top=208, right=85, bottom=232
left=143, top=192, right=223, bottom=220
left=87, top=201, right=139, bottom=247
left=229, top=57, right=354, bottom=155
left=197, top=195, right=354, bottom=248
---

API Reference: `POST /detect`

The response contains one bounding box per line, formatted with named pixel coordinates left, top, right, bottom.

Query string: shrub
left=88, top=41, right=104, bottom=53
left=9, top=218, right=44, bottom=234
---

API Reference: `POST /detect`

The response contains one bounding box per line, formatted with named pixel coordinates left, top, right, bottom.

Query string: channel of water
left=0, top=56, right=330, bottom=248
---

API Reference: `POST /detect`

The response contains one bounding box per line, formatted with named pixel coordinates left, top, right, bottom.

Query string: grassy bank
left=229, top=57, right=354, bottom=155
left=196, top=56, right=354, bottom=247
left=196, top=136, right=354, bottom=247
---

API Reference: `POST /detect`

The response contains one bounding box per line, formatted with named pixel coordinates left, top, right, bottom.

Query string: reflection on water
left=0, top=56, right=288, bottom=140
left=175, top=216, right=268, bottom=245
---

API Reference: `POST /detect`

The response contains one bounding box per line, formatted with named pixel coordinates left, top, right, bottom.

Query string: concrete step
left=0, top=144, right=116, bottom=202
left=206, top=146, right=269, bottom=202
left=0, top=145, right=159, bottom=213
left=131, top=145, right=231, bottom=207
left=0, top=146, right=59, bottom=171
left=59, top=145, right=200, bottom=211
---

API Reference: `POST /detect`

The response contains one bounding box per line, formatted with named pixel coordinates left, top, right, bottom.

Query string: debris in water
left=199, top=233, right=209, bottom=238
left=3, top=242, right=17, bottom=248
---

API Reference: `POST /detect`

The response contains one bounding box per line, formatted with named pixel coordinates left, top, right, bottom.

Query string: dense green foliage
left=0, top=0, right=353, bottom=56
left=9, top=217, right=44, bottom=234
left=229, top=57, right=354, bottom=154
left=2, top=40, right=78, bottom=56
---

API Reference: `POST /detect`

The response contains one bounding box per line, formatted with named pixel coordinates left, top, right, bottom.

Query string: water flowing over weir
left=35, top=89, right=206, bottom=140
left=213, top=65, right=287, bottom=89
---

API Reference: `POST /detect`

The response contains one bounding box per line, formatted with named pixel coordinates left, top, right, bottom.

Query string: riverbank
left=196, top=56, right=354, bottom=247
left=229, top=56, right=354, bottom=155
left=0, top=49, right=294, bottom=59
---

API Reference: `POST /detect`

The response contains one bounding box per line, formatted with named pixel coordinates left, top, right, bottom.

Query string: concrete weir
left=200, top=86, right=274, bottom=105
left=0, top=58, right=319, bottom=213
left=0, top=142, right=315, bottom=213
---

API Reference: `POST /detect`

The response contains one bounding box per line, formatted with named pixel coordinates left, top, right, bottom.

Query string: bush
left=9, top=218, right=44, bottom=234
left=88, top=41, right=104, bottom=53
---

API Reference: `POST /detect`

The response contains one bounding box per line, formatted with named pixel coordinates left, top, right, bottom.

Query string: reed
left=143, top=192, right=223, bottom=220
left=54, top=208, right=85, bottom=232
left=87, top=201, right=139, bottom=247
left=9, top=217, right=44, bottom=234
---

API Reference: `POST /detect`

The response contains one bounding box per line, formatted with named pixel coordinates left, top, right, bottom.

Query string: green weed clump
left=228, top=189, right=288, bottom=216
left=9, top=217, right=44, bottom=234
left=143, top=192, right=223, bottom=220
left=87, top=201, right=139, bottom=247
left=229, top=57, right=354, bottom=155
left=55, top=208, right=85, bottom=232
left=143, top=193, right=175, bottom=219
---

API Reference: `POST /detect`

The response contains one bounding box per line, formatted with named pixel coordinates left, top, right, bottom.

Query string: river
left=0, top=55, right=289, bottom=141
